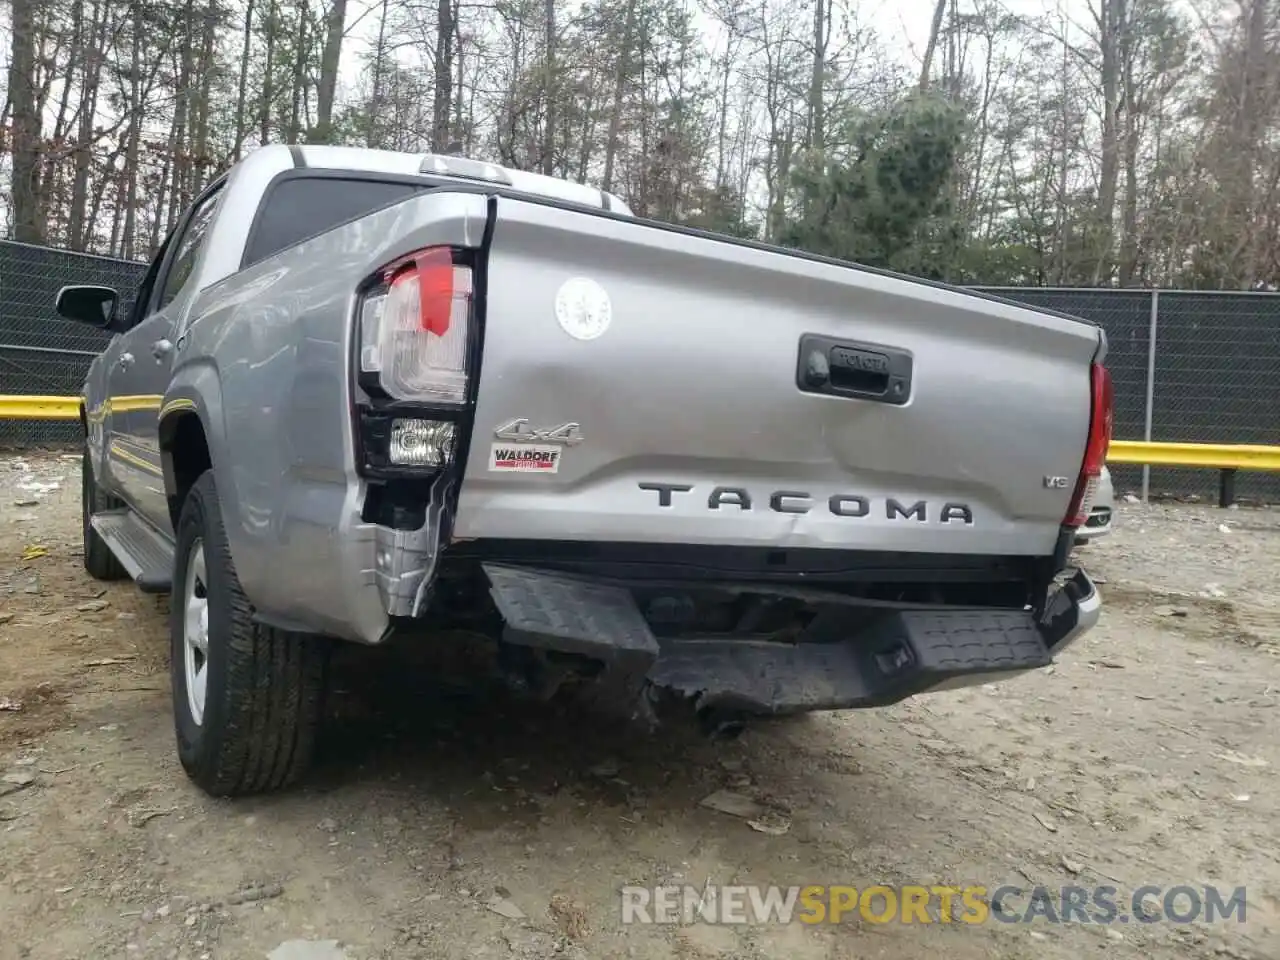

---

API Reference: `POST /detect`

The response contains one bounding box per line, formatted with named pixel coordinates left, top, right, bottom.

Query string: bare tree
left=7, top=0, right=44, bottom=242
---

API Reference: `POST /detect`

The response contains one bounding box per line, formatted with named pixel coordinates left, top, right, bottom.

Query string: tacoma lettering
left=829, top=494, right=870, bottom=517
left=637, top=483, right=973, bottom=524
left=708, top=486, right=751, bottom=510
left=887, top=498, right=926, bottom=522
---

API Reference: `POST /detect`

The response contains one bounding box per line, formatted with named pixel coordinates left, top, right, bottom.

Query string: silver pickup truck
left=56, top=145, right=1109, bottom=797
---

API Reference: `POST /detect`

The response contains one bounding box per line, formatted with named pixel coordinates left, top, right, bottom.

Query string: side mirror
left=56, top=285, right=119, bottom=329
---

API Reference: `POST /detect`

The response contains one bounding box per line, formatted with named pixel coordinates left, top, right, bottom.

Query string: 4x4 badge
left=494, top=418, right=584, bottom=446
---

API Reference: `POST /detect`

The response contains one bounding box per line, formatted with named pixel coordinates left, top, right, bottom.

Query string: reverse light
left=1065, top=363, right=1114, bottom=527
left=388, top=418, right=456, bottom=467
left=359, top=246, right=471, bottom=404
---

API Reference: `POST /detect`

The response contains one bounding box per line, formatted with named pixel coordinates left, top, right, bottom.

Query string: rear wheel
left=81, top=446, right=127, bottom=581
left=171, top=471, right=329, bottom=796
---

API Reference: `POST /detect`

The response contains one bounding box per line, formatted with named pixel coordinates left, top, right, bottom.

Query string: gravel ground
left=1, top=451, right=1278, bottom=960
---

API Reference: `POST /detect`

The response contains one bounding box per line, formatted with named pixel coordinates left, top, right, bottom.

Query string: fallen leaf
left=1033, top=812, right=1059, bottom=833
left=486, top=896, right=526, bottom=920
left=127, top=807, right=177, bottom=827
left=21, top=545, right=49, bottom=561
left=223, top=882, right=284, bottom=905
left=699, top=790, right=764, bottom=820
left=747, top=811, right=792, bottom=836
left=0, top=771, right=36, bottom=796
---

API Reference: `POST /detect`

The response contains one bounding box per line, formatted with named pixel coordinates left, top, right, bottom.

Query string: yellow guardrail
left=2, top=395, right=1277, bottom=505
left=1108, top=440, right=1280, bottom=506
left=0, top=395, right=81, bottom=420
left=1109, top=440, right=1280, bottom=471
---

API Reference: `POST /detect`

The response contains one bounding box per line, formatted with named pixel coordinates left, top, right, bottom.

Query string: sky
left=0, top=0, right=1103, bottom=239
left=325, top=0, right=1073, bottom=94
left=0, top=0, right=1088, bottom=151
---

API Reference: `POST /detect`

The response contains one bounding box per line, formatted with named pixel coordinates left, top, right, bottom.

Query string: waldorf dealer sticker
left=488, top=442, right=562, bottom=473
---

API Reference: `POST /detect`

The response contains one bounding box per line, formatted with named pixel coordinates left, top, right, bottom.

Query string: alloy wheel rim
left=82, top=457, right=92, bottom=528
left=183, top=540, right=210, bottom=726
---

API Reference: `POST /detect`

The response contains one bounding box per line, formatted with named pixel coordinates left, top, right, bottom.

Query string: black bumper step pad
left=482, top=563, right=1052, bottom=714
left=648, top=608, right=1050, bottom=714
left=483, top=563, right=660, bottom=667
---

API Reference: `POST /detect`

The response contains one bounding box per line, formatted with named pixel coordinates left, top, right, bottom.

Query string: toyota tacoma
left=55, top=144, right=1109, bottom=797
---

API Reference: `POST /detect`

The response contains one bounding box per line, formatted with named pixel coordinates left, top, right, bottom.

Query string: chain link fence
left=1, top=240, right=146, bottom=445
left=974, top=287, right=1280, bottom=503
left=3, top=239, right=1278, bottom=500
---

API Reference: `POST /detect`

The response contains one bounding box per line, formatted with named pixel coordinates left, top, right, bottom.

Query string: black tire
left=171, top=470, right=328, bottom=796
left=82, top=446, right=128, bottom=581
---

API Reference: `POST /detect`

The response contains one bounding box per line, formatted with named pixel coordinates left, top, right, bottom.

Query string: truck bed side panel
left=182, top=191, right=490, bottom=640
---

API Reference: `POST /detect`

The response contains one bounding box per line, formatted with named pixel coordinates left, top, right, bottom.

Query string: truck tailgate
left=453, top=197, right=1103, bottom=558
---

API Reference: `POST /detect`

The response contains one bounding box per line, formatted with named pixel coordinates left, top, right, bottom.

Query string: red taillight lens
left=1064, top=363, right=1113, bottom=527
left=408, top=246, right=455, bottom=337
left=359, top=246, right=471, bottom=404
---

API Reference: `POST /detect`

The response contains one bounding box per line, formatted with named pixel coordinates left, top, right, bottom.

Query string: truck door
left=108, top=182, right=225, bottom=531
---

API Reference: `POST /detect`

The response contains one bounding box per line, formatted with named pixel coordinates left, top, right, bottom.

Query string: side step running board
left=91, top=510, right=174, bottom=593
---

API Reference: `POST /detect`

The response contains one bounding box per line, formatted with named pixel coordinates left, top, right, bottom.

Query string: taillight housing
left=1064, top=362, right=1113, bottom=527
left=355, top=245, right=476, bottom=479
left=359, top=246, right=471, bottom=404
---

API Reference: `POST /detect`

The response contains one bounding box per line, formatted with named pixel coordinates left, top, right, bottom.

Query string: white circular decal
left=555, top=277, right=612, bottom=341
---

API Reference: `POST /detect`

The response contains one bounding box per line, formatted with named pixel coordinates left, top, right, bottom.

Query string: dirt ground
left=2, top=451, right=1278, bottom=960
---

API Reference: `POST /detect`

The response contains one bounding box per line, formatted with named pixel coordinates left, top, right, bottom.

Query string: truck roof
left=277, top=144, right=633, bottom=216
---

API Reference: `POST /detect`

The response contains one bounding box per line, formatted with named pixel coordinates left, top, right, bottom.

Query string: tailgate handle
left=796, top=335, right=912, bottom=405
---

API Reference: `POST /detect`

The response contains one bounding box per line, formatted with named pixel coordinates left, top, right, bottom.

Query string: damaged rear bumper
left=483, top=564, right=1101, bottom=716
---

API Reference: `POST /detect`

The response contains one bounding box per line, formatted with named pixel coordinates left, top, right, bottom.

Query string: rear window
left=243, top=177, right=424, bottom=267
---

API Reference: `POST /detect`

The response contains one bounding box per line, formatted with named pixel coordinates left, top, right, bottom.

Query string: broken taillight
left=1064, top=362, right=1113, bottom=527
left=359, top=245, right=471, bottom=404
